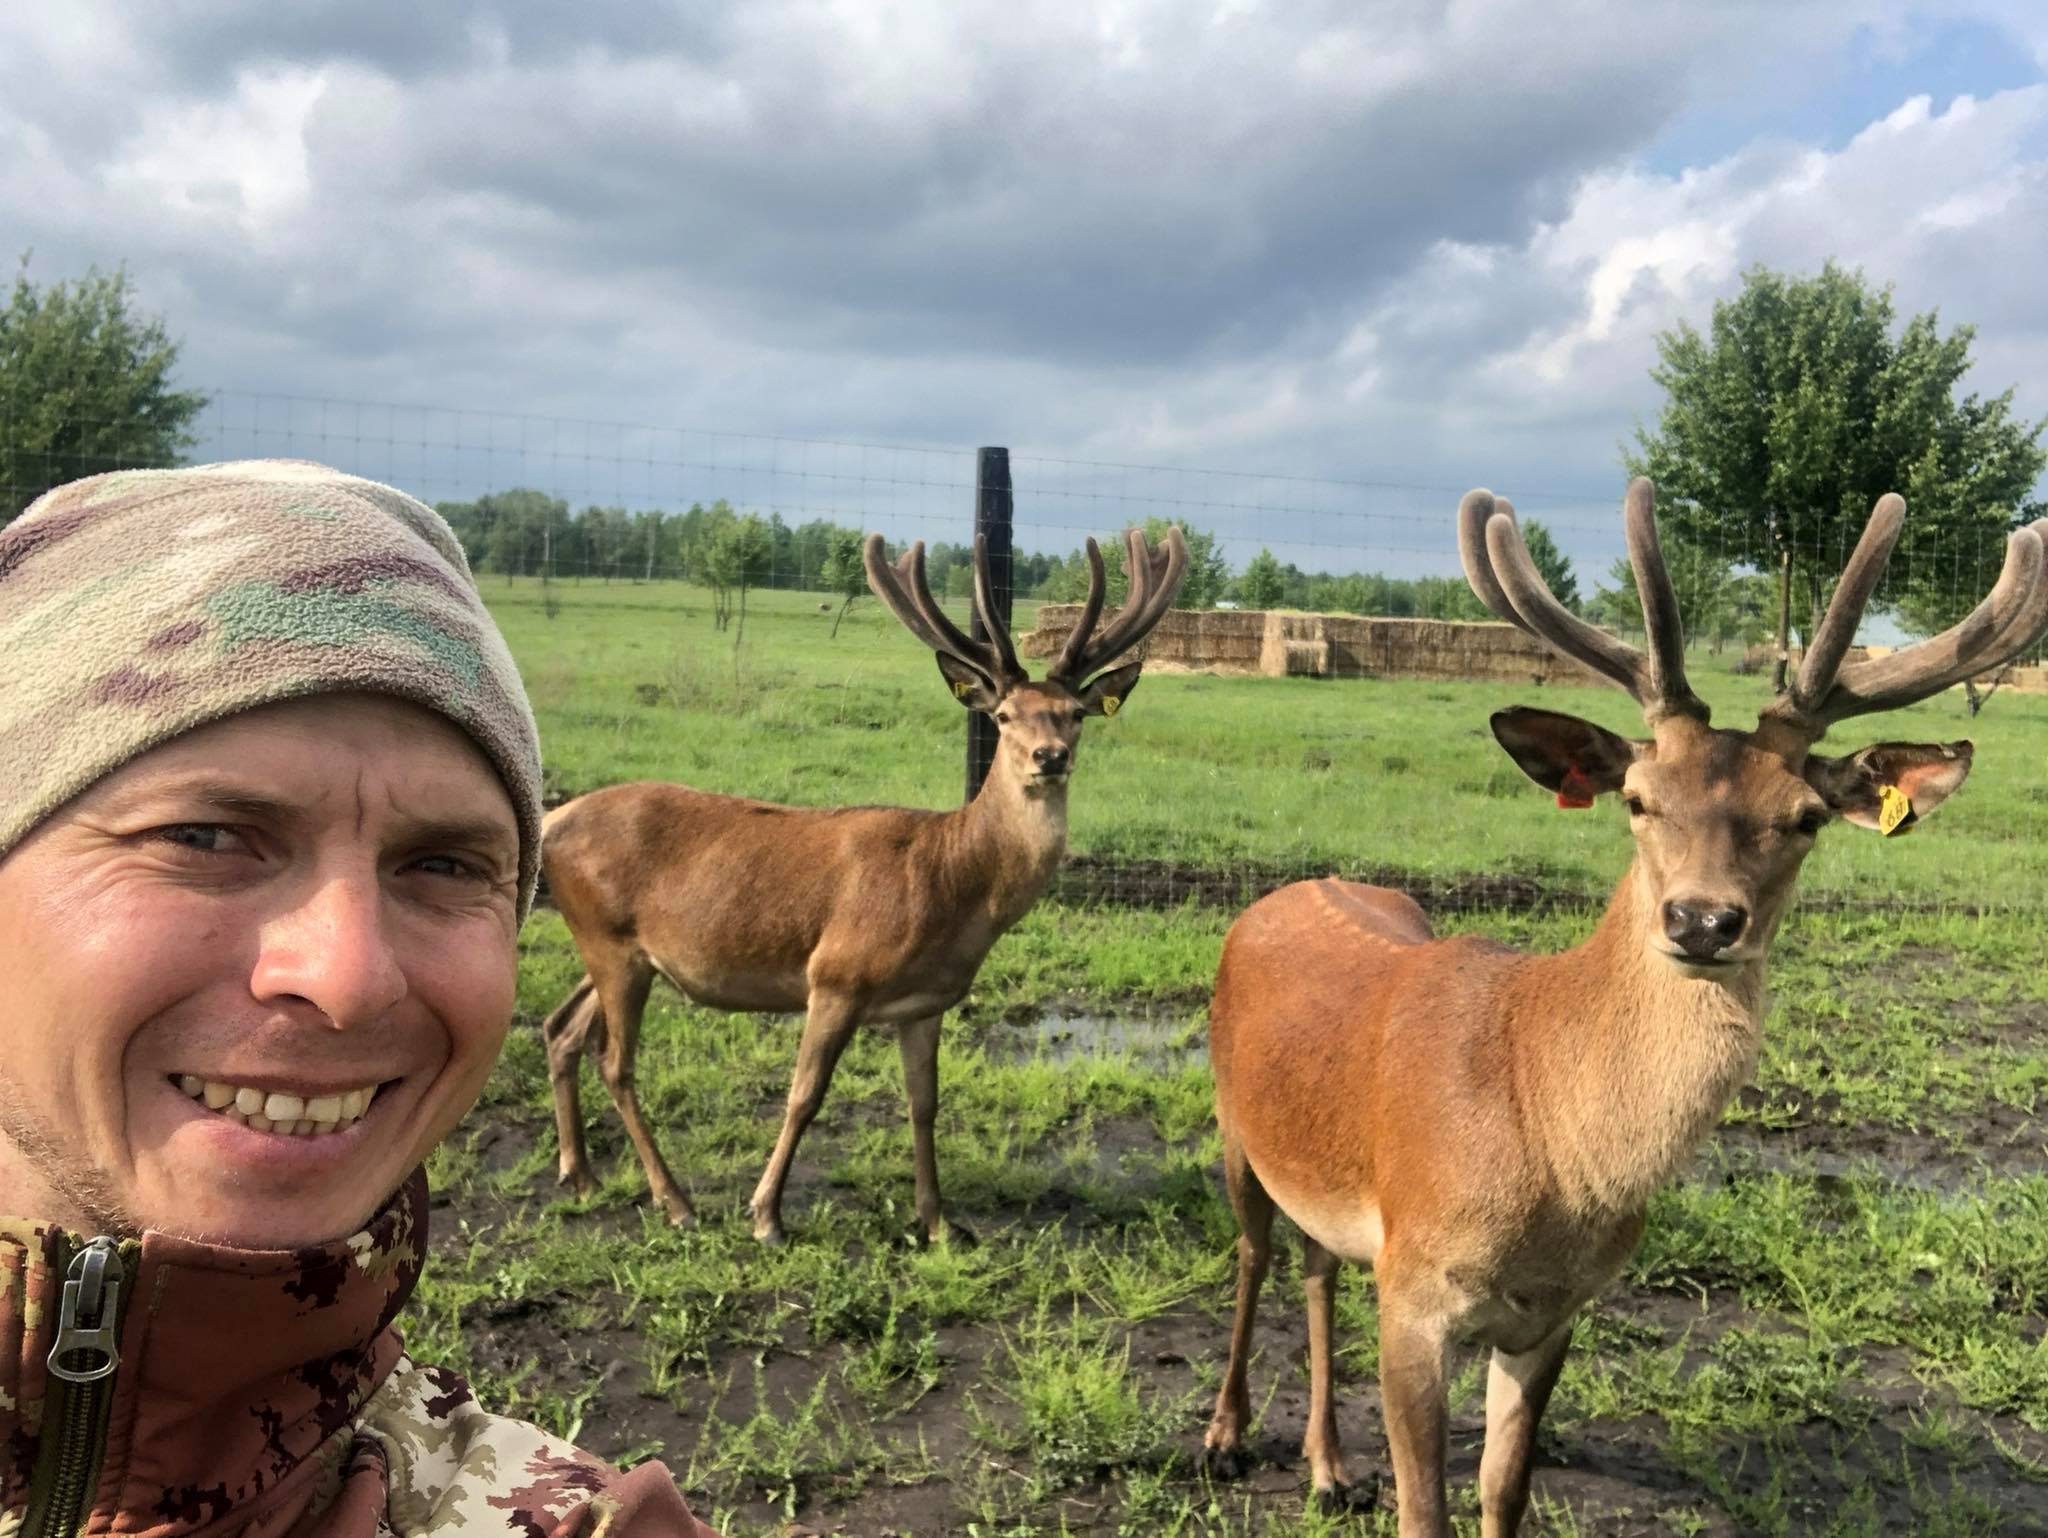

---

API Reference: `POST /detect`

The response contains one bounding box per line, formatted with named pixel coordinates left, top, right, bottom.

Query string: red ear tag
left=1556, top=764, right=1597, bottom=810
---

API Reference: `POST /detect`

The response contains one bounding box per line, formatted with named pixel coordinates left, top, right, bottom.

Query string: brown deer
left=1202, top=478, right=2048, bottom=1535
left=540, top=526, right=1187, bottom=1243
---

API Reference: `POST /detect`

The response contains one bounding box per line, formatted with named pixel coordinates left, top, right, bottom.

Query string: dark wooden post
left=966, top=446, right=1013, bottom=802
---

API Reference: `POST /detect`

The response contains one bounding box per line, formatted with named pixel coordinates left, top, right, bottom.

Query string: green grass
left=492, top=576, right=2048, bottom=909
left=397, top=576, right=2048, bottom=1534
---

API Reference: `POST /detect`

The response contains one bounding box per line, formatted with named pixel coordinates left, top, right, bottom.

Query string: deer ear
left=935, top=654, right=1003, bottom=713
left=1490, top=707, right=1640, bottom=801
left=1077, top=661, right=1142, bottom=718
left=1805, top=740, right=1973, bottom=834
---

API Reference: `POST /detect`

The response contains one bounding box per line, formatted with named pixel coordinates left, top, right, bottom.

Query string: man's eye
left=152, top=824, right=248, bottom=855
left=410, top=854, right=489, bottom=882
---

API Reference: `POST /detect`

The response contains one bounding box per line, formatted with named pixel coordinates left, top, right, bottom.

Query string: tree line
left=6, top=257, right=2041, bottom=672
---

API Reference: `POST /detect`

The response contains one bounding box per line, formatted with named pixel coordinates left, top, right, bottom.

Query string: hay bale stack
left=1021, top=605, right=1605, bottom=685
left=1020, top=605, right=1264, bottom=671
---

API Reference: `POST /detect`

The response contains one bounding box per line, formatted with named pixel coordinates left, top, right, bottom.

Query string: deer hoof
left=1308, top=1474, right=1382, bottom=1513
left=1200, top=1441, right=1252, bottom=1481
left=903, top=1218, right=977, bottom=1251
left=557, top=1168, right=598, bottom=1198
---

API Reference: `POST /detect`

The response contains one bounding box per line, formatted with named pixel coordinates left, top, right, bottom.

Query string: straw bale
left=1021, top=605, right=1606, bottom=686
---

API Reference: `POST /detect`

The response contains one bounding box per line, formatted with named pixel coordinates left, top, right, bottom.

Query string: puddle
left=978, top=1006, right=1207, bottom=1068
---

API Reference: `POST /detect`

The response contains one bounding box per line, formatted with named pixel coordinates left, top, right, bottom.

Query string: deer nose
left=1032, top=746, right=1070, bottom=774
left=1662, top=900, right=1748, bottom=960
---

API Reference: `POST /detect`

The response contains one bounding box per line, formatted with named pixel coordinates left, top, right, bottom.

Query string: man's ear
left=1078, top=661, right=1142, bottom=718
left=1490, top=707, right=1641, bottom=802
left=935, top=654, right=1003, bottom=713
left=1804, top=740, right=1973, bottom=834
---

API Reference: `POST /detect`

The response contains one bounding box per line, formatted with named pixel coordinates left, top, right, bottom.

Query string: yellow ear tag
left=952, top=679, right=973, bottom=699
left=1101, top=695, right=1121, bottom=716
left=1877, top=784, right=1912, bottom=836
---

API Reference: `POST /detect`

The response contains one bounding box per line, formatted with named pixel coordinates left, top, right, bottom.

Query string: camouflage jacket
left=0, top=1174, right=718, bottom=1537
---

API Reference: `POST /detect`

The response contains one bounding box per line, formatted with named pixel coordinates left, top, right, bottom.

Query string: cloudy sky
left=5, top=1, right=2047, bottom=580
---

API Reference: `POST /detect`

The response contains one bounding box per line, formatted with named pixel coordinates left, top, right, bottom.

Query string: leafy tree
left=1044, top=518, right=1230, bottom=609
left=819, top=528, right=868, bottom=637
left=479, top=489, right=569, bottom=579
left=1239, top=548, right=1286, bottom=609
left=1518, top=518, right=1579, bottom=611
left=2, top=259, right=209, bottom=522
left=708, top=512, right=774, bottom=643
left=1630, top=261, right=2047, bottom=689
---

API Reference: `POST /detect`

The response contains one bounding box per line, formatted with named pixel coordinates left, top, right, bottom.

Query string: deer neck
left=942, top=759, right=1070, bottom=924
left=1510, top=864, right=1767, bottom=1219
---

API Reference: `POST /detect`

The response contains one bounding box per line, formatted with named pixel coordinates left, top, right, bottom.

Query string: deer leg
left=1478, top=1322, right=1572, bottom=1538
left=591, top=958, right=695, bottom=1227
left=540, top=976, right=603, bottom=1196
left=1377, top=1271, right=1454, bottom=1538
left=1303, top=1234, right=1376, bottom=1510
left=749, top=990, right=861, bottom=1245
left=1202, top=1135, right=1275, bottom=1479
left=896, top=1013, right=962, bottom=1245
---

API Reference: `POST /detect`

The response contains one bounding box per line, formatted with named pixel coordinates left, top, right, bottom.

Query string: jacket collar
left=2, top=1171, right=426, bottom=1535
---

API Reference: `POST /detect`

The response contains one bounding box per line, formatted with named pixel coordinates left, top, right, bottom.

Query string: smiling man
left=0, top=462, right=717, bottom=1536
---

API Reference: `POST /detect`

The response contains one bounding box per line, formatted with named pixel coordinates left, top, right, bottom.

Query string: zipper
left=21, top=1235, right=131, bottom=1538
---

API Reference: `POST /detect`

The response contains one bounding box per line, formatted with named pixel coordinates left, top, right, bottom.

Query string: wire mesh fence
left=7, top=389, right=2045, bottom=915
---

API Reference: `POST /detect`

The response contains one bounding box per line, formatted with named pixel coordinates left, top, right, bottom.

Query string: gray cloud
left=4, top=1, right=2045, bottom=595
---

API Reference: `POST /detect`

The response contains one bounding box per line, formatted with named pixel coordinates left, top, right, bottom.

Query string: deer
left=538, top=525, right=1188, bottom=1244
left=1201, top=477, right=2048, bottom=1535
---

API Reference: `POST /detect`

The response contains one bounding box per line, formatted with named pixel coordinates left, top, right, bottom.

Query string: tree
left=1586, top=537, right=1761, bottom=653
left=2, top=259, right=209, bottom=522
left=1239, top=548, right=1285, bottom=609
left=819, top=528, right=868, bottom=638
left=1630, top=261, right=2047, bottom=690
left=1045, top=518, right=1230, bottom=609
left=477, top=489, right=569, bottom=579
left=1518, top=519, right=1579, bottom=612
left=709, top=512, right=774, bottom=644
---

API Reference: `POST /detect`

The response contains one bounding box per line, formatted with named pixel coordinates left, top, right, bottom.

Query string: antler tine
left=1458, top=489, right=1523, bottom=625
left=1782, top=493, right=1906, bottom=716
left=970, top=532, right=1026, bottom=684
left=1049, top=536, right=1107, bottom=682
left=1089, top=525, right=1189, bottom=671
left=863, top=534, right=988, bottom=672
left=1793, top=518, right=2048, bottom=730
left=1623, top=478, right=1709, bottom=722
left=1063, top=525, right=1189, bottom=682
left=1481, top=498, right=1653, bottom=705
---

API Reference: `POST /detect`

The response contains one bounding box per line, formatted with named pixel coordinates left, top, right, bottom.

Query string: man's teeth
left=175, top=1075, right=378, bottom=1135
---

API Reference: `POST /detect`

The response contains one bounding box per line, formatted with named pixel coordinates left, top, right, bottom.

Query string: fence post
left=966, top=446, right=1013, bottom=802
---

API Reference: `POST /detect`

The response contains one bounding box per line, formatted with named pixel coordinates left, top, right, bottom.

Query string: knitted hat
left=0, top=460, right=544, bottom=916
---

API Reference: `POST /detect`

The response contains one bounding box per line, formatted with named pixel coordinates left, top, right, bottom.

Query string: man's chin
left=134, top=1178, right=397, bottom=1251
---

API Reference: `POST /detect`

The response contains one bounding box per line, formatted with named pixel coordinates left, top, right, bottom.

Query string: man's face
left=0, top=694, right=522, bottom=1249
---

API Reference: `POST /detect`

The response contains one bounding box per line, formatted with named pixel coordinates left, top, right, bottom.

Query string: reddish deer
left=540, top=526, right=1187, bottom=1243
left=1203, top=478, right=2048, bottom=1534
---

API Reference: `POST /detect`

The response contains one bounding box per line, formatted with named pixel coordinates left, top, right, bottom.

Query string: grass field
left=406, top=577, right=2048, bottom=1535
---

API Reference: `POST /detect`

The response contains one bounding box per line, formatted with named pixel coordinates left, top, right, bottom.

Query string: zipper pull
left=47, top=1236, right=124, bottom=1384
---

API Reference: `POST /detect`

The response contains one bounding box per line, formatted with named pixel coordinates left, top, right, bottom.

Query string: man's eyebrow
left=400, top=817, right=520, bottom=857
left=109, top=779, right=304, bottom=823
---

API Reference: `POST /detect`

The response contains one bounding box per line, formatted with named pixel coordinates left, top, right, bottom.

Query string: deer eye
left=1794, top=807, right=1828, bottom=836
left=994, top=711, right=1010, bottom=726
left=1623, top=795, right=1647, bottom=818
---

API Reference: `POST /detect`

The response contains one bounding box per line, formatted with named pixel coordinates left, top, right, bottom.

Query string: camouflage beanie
left=0, top=460, right=544, bottom=916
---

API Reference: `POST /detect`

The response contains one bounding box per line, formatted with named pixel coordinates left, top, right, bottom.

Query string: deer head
left=864, top=526, right=1189, bottom=795
left=1461, top=478, right=2048, bottom=975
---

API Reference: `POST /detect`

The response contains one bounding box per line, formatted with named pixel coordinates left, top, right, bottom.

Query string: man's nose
left=249, top=873, right=407, bottom=1025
